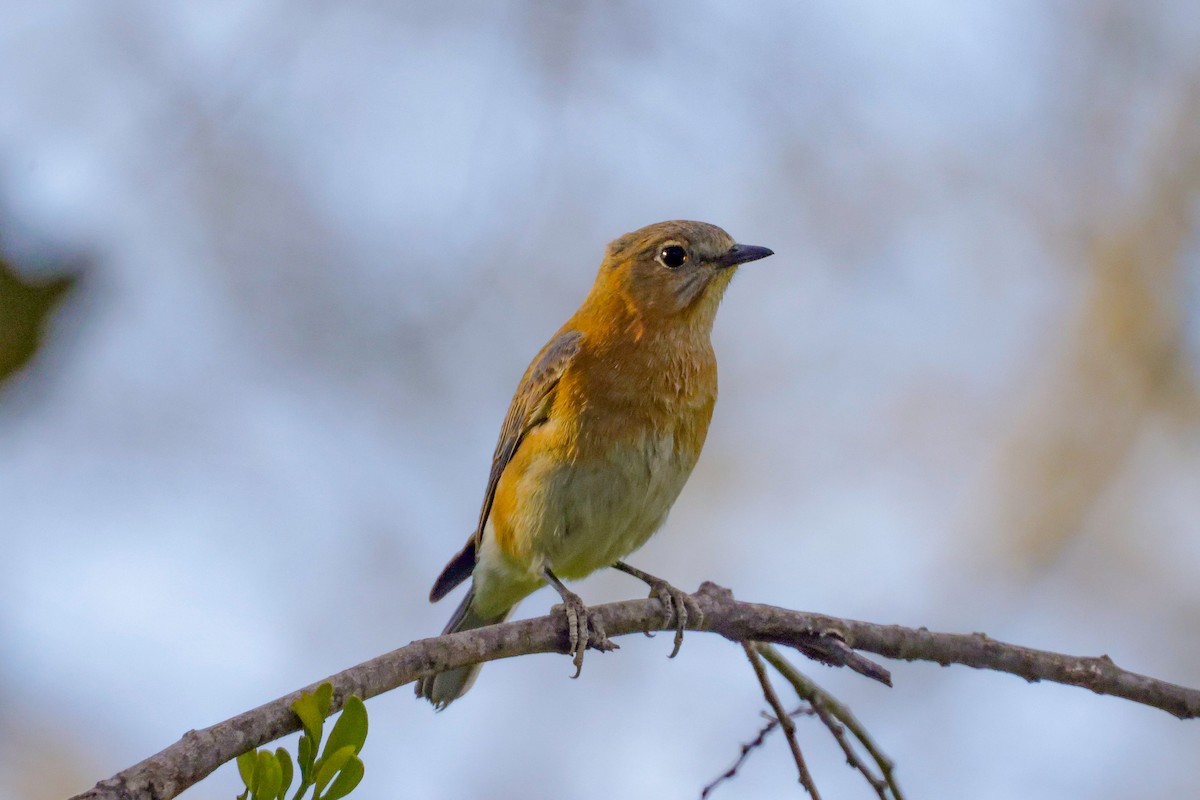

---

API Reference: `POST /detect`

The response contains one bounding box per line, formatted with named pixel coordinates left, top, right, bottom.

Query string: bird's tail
left=415, top=586, right=514, bottom=708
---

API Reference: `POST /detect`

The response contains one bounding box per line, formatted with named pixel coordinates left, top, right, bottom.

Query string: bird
left=416, top=220, right=773, bottom=708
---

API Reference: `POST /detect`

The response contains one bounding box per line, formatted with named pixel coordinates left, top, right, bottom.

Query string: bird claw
left=642, top=577, right=702, bottom=658
left=554, top=592, right=618, bottom=679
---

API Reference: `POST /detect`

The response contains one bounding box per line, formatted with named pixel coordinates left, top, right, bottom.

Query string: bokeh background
left=3, top=2, right=1199, bottom=799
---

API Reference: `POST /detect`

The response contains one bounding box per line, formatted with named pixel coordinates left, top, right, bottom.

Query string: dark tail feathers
left=429, top=537, right=476, bottom=602
left=415, top=586, right=513, bottom=708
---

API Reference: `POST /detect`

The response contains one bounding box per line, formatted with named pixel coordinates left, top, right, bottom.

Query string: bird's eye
left=659, top=245, right=688, bottom=269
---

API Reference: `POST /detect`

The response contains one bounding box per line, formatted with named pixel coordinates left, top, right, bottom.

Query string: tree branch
left=742, top=642, right=821, bottom=798
left=759, top=644, right=903, bottom=800
left=700, top=703, right=816, bottom=798
left=72, top=581, right=1200, bottom=800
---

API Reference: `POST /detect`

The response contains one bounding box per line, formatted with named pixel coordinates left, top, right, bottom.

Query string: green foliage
left=0, top=254, right=79, bottom=389
left=235, top=684, right=368, bottom=800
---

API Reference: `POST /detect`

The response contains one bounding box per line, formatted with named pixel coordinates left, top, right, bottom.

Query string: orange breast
left=488, top=322, right=717, bottom=573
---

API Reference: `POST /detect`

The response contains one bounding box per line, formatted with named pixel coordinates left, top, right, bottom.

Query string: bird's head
left=592, top=220, right=773, bottom=331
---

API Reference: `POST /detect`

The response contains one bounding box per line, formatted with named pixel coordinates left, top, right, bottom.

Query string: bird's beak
left=716, top=243, right=774, bottom=268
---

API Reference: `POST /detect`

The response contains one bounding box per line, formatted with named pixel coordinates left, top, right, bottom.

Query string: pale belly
left=539, top=430, right=694, bottom=578
left=471, top=429, right=697, bottom=617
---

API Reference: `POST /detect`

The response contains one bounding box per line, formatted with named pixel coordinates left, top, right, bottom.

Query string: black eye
left=659, top=245, right=688, bottom=269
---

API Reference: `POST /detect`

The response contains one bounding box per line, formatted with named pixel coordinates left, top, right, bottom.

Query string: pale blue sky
left=2, top=3, right=1198, bottom=799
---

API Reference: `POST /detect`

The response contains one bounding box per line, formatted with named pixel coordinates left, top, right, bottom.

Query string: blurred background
left=2, top=2, right=1199, bottom=799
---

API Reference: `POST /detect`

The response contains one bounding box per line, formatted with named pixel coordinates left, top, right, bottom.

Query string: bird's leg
left=612, top=561, right=701, bottom=658
left=541, top=567, right=618, bottom=678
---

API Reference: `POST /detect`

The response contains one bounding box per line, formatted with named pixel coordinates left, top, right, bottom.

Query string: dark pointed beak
left=716, top=243, right=774, bottom=268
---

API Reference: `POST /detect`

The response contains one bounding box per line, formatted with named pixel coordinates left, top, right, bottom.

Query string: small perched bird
left=417, top=220, right=773, bottom=708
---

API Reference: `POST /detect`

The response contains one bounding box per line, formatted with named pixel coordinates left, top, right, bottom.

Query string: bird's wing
left=428, top=328, right=583, bottom=601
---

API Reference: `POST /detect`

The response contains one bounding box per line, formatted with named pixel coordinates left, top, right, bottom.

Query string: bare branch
left=760, top=644, right=903, bottom=800
left=72, top=581, right=1200, bottom=800
left=700, top=705, right=815, bottom=799
left=742, top=642, right=821, bottom=798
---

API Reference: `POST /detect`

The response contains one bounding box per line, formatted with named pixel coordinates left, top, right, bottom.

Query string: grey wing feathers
left=472, top=328, right=583, bottom=547
left=427, top=328, right=583, bottom=602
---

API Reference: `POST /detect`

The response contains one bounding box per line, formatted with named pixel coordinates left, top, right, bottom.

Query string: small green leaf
left=319, top=757, right=363, bottom=800
left=255, top=752, right=282, bottom=800
left=237, top=751, right=258, bottom=789
left=297, top=735, right=313, bottom=783
left=314, top=683, right=333, bottom=719
left=249, top=752, right=264, bottom=795
left=313, top=745, right=355, bottom=798
left=292, top=692, right=325, bottom=747
left=275, top=748, right=294, bottom=800
left=323, top=697, right=368, bottom=757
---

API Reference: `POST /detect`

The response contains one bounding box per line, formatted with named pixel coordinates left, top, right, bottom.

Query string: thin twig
left=700, top=706, right=816, bottom=798
left=761, top=644, right=904, bottom=800
left=743, top=642, right=822, bottom=799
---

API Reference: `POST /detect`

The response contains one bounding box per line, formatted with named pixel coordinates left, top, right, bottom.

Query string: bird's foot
left=553, top=590, right=618, bottom=678
left=613, top=562, right=702, bottom=658
left=543, top=567, right=617, bottom=678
